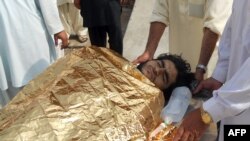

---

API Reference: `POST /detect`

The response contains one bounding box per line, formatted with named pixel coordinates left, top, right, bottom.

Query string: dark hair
left=137, top=53, right=195, bottom=102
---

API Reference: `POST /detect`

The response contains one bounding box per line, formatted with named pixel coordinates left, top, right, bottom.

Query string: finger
left=181, top=131, right=191, bottom=141
left=62, top=41, right=69, bottom=48
left=173, top=127, right=184, bottom=141
left=188, top=133, right=195, bottom=141
left=132, top=56, right=148, bottom=65
left=132, top=57, right=144, bottom=64
left=195, top=136, right=201, bottom=141
left=132, top=59, right=139, bottom=65
left=193, top=130, right=201, bottom=141
left=193, top=83, right=203, bottom=94
left=61, top=43, right=69, bottom=50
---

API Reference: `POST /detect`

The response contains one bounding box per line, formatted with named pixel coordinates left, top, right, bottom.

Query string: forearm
left=198, top=27, right=219, bottom=66
left=144, top=22, right=166, bottom=57
left=204, top=57, right=250, bottom=122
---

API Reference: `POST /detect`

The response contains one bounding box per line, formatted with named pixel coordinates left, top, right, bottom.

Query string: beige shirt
left=151, top=0, right=233, bottom=71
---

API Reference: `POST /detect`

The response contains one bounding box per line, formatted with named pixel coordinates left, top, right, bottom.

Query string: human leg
left=68, top=3, right=88, bottom=43
left=107, top=24, right=123, bottom=55
left=88, top=27, right=107, bottom=47
left=58, top=3, right=73, bottom=35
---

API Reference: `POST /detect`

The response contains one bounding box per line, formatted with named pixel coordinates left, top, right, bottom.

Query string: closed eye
left=159, top=60, right=168, bottom=84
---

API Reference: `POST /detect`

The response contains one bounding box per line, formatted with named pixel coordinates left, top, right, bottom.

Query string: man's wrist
left=200, top=105, right=213, bottom=124
left=196, top=64, right=207, bottom=73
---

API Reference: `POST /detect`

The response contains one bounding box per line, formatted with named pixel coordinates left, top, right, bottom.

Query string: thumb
left=173, top=126, right=184, bottom=141
left=61, top=38, right=69, bottom=49
left=132, top=55, right=147, bottom=65
left=132, top=58, right=140, bottom=65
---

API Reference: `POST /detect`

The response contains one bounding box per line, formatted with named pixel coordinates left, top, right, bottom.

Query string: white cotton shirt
left=0, top=0, right=64, bottom=90
left=203, top=1, right=250, bottom=140
left=151, top=0, right=233, bottom=71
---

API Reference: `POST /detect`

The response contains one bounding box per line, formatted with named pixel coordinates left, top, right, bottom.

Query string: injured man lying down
left=0, top=47, right=216, bottom=141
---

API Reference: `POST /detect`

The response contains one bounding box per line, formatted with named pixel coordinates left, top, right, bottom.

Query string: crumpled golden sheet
left=0, top=47, right=164, bottom=141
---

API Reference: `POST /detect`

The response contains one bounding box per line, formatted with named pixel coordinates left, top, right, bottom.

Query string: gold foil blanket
left=0, top=47, right=164, bottom=141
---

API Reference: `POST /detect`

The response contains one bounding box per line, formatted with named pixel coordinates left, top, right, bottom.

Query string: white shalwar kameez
left=0, top=0, right=64, bottom=108
left=151, top=0, right=232, bottom=73
left=203, top=1, right=250, bottom=141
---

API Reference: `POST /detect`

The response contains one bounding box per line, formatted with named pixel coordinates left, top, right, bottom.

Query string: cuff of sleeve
left=150, top=12, right=169, bottom=26
left=204, top=23, right=222, bottom=35
left=49, top=25, right=64, bottom=35
left=203, top=97, right=226, bottom=123
left=212, top=67, right=227, bottom=83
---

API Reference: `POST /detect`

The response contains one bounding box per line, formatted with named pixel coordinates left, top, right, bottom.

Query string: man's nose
left=155, top=68, right=166, bottom=75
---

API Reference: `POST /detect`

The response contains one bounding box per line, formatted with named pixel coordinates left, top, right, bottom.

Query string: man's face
left=140, top=59, right=178, bottom=90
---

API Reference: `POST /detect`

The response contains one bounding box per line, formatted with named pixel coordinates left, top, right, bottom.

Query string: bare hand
left=54, top=30, right=69, bottom=49
left=132, top=51, right=153, bottom=65
left=193, top=77, right=223, bottom=94
left=74, top=0, right=81, bottom=9
left=173, top=109, right=209, bottom=141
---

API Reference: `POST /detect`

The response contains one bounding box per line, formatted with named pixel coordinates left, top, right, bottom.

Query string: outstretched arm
left=133, top=0, right=169, bottom=64
left=133, top=22, right=166, bottom=64
left=38, top=0, right=68, bottom=48
left=195, top=28, right=219, bottom=81
left=195, top=0, right=232, bottom=81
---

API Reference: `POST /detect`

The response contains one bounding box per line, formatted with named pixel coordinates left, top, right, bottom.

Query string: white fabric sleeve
left=150, top=0, right=169, bottom=26
left=212, top=16, right=232, bottom=83
left=38, top=0, right=64, bottom=35
left=203, top=0, right=233, bottom=35
left=0, top=57, right=8, bottom=90
left=203, top=57, right=250, bottom=123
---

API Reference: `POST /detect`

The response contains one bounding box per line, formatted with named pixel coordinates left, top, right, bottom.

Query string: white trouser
left=58, top=3, right=87, bottom=36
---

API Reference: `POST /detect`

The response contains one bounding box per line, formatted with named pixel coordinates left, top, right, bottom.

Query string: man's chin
left=140, top=70, right=153, bottom=82
left=136, top=62, right=154, bottom=82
